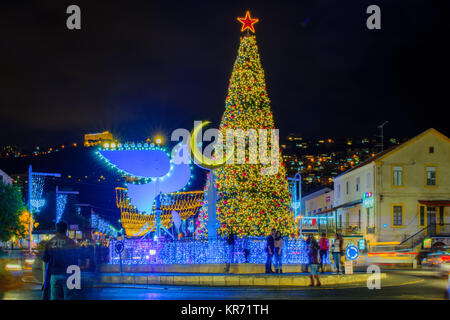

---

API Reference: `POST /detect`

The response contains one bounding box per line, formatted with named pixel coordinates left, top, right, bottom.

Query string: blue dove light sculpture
left=97, top=143, right=192, bottom=214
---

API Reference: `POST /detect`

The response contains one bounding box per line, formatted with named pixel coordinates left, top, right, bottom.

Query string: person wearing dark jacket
left=308, top=238, right=321, bottom=286
left=42, top=256, right=51, bottom=300
left=265, top=229, right=276, bottom=273
left=225, top=230, right=235, bottom=273
left=43, top=221, right=78, bottom=300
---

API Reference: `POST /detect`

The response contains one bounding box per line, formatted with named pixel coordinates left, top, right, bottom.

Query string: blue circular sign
left=115, top=241, right=125, bottom=254
left=345, top=245, right=359, bottom=261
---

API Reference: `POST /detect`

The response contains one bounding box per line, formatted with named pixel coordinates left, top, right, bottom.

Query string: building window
left=392, top=166, right=403, bottom=186
left=356, top=177, right=360, bottom=192
left=337, top=184, right=341, bottom=199
left=429, top=146, right=434, bottom=154
left=439, top=207, right=444, bottom=225
left=419, top=205, right=425, bottom=227
left=426, top=166, right=436, bottom=186
left=366, top=172, right=371, bottom=189
left=346, top=181, right=349, bottom=194
left=393, top=205, right=404, bottom=226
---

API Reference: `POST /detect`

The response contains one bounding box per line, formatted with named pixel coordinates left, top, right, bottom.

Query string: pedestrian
left=43, top=221, right=79, bottom=300
left=243, top=236, right=250, bottom=263
left=318, top=232, right=329, bottom=273
left=331, top=233, right=344, bottom=274
left=308, top=237, right=321, bottom=286
left=40, top=239, right=51, bottom=300
left=265, top=228, right=276, bottom=274
left=274, top=231, right=283, bottom=274
left=302, top=234, right=313, bottom=273
left=225, top=228, right=235, bottom=273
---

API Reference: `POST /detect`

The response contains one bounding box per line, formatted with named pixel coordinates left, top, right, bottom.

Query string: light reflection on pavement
left=0, top=271, right=448, bottom=300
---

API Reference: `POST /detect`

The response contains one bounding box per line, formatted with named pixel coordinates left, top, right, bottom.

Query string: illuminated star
left=237, top=11, right=259, bottom=33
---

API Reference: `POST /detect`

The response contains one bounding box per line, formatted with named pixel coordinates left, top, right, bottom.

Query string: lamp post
left=28, top=165, right=61, bottom=253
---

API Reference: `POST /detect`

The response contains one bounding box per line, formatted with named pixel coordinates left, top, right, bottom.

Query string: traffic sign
left=345, top=245, right=359, bottom=261
left=115, top=240, right=125, bottom=254
left=358, top=239, right=366, bottom=251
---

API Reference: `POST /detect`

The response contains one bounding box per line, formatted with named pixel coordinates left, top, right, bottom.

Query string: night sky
left=1, top=0, right=449, bottom=147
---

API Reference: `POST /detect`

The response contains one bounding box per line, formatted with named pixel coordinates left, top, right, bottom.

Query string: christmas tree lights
left=215, top=18, right=295, bottom=237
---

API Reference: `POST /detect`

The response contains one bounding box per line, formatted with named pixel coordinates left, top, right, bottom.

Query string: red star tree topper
left=237, top=11, right=259, bottom=33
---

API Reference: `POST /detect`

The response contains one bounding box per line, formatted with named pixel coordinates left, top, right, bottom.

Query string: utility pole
left=375, top=121, right=388, bottom=152
left=287, top=172, right=302, bottom=235
left=28, top=165, right=61, bottom=253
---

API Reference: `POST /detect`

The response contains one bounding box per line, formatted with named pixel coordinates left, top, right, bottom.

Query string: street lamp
left=154, top=136, right=163, bottom=145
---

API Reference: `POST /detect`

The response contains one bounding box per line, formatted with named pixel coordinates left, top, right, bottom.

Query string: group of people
left=265, top=230, right=345, bottom=286
left=265, top=229, right=284, bottom=274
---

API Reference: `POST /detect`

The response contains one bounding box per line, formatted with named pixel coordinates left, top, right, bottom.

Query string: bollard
left=42, top=261, right=46, bottom=285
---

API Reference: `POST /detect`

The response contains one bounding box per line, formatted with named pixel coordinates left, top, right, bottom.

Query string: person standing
left=243, top=236, right=250, bottom=263
left=331, top=233, right=344, bottom=274
left=43, top=221, right=78, bottom=300
left=225, top=229, right=235, bottom=273
left=273, top=231, right=283, bottom=274
left=308, top=237, right=321, bottom=286
left=265, top=229, right=275, bottom=274
left=302, top=234, right=313, bottom=273
left=318, top=232, right=329, bottom=273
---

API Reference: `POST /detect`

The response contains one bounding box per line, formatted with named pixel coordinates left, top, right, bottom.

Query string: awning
left=316, top=199, right=362, bottom=215
left=418, top=200, right=450, bottom=207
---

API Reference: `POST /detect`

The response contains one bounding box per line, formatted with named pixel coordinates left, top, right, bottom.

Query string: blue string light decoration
left=109, top=238, right=329, bottom=265
left=91, top=213, right=120, bottom=237
left=56, top=193, right=68, bottom=223
left=31, top=175, right=46, bottom=213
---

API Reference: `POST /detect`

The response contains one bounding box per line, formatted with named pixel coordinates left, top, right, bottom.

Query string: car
left=421, top=246, right=450, bottom=278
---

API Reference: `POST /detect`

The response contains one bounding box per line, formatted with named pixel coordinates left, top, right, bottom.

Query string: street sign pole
left=115, top=240, right=125, bottom=276
left=345, top=244, right=359, bottom=275
left=119, top=252, right=123, bottom=276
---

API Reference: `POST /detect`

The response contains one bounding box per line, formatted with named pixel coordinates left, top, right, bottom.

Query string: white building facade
left=333, top=129, right=450, bottom=245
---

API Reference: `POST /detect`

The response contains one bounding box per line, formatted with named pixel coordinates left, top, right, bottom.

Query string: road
left=1, top=270, right=448, bottom=300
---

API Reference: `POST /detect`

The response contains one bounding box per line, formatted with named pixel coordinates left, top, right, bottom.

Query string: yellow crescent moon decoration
left=190, top=121, right=234, bottom=170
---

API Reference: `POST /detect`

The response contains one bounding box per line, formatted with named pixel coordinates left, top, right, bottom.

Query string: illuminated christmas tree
left=215, top=12, right=295, bottom=237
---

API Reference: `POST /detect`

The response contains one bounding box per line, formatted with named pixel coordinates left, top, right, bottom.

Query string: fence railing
left=300, top=218, right=363, bottom=236
left=396, top=224, right=450, bottom=251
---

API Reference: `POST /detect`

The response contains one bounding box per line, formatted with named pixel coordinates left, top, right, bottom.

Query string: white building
left=332, top=128, right=450, bottom=245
